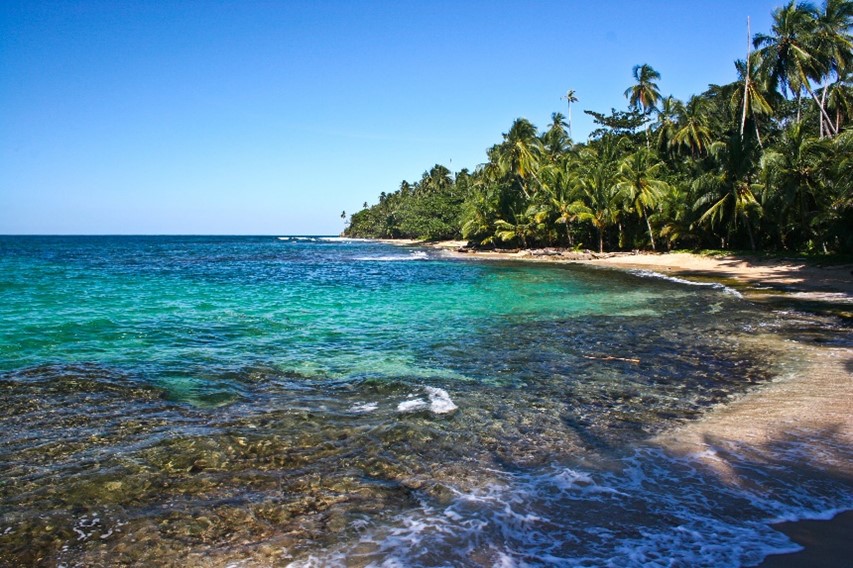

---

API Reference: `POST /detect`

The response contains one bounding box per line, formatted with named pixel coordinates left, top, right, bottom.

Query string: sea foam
left=629, top=269, right=743, bottom=297
left=396, top=386, right=457, bottom=414
left=349, top=402, right=378, bottom=413
left=356, top=251, right=429, bottom=262
left=287, top=447, right=852, bottom=567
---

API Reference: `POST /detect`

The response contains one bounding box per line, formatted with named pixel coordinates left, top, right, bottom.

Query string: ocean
left=0, top=236, right=850, bottom=567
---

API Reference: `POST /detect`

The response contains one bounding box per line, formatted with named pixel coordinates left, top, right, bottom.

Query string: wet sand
left=758, top=510, right=853, bottom=567
left=656, top=340, right=853, bottom=566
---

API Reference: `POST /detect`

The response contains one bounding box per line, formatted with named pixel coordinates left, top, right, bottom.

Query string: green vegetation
left=345, top=0, right=852, bottom=253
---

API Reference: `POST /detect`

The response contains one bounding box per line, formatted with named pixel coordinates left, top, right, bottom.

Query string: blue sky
left=1, top=0, right=783, bottom=235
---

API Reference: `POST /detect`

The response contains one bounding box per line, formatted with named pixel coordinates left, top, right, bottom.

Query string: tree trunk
left=564, top=221, right=574, bottom=247
left=740, top=17, right=751, bottom=141
left=642, top=206, right=656, bottom=251
left=801, top=73, right=838, bottom=137
left=598, top=228, right=604, bottom=253
left=745, top=215, right=756, bottom=251
left=753, top=117, right=764, bottom=149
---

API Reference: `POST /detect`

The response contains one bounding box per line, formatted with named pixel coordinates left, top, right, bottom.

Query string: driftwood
left=583, top=355, right=641, bottom=364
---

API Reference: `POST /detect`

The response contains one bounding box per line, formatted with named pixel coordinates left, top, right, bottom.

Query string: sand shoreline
left=416, top=241, right=853, bottom=297
left=371, top=237, right=852, bottom=299
left=374, top=239, right=853, bottom=565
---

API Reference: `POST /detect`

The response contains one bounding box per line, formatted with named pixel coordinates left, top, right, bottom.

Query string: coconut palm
left=731, top=54, right=777, bottom=145
left=625, top=64, right=663, bottom=115
left=815, top=0, right=853, bottom=80
left=562, top=89, right=579, bottom=138
left=570, top=137, right=626, bottom=252
left=813, top=0, right=853, bottom=134
left=616, top=148, right=669, bottom=250
left=671, top=96, right=713, bottom=157
left=540, top=162, right=586, bottom=246
left=824, top=71, right=853, bottom=132
left=542, top=112, right=571, bottom=160
left=495, top=118, right=544, bottom=199
left=419, top=164, right=453, bottom=195
left=761, top=121, right=832, bottom=245
left=693, top=134, right=764, bottom=250
left=493, top=207, right=541, bottom=248
left=653, top=96, right=683, bottom=156
left=754, top=1, right=839, bottom=134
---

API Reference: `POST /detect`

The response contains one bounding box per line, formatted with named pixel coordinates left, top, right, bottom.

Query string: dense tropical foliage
left=345, top=1, right=852, bottom=253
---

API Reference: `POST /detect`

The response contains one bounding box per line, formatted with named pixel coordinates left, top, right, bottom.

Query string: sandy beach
left=420, top=242, right=853, bottom=299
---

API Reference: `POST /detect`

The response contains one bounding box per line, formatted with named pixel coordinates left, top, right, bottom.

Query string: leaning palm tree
left=754, top=1, right=839, bottom=134
left=615, top=148, right=669, bottom=250
left=815, top=0, right=853, bottom=82
left=625, top=64, right=663, bottom=115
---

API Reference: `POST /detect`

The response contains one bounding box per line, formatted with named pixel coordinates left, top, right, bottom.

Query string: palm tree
left=570, top=137, right=625, bottom=252
left=815, top=0, right=853, bottom=82
left=625, top=64, right=663, bottom=115
left=495, top=118, right=544, bottom=199
left=653, top=96, right=683, bottom=157
left=616, top=148, right=669, bottom=250
left=540, top=162, right=585, bottom=246
left=693, top=134, right=763, bottom=250
left=658, top=182, right=698, bottom=249
left=419, top=164, right=453, bottom=195
left=562, top=89, right=579, bottom=139
left=542, top=112, right=571, bottom=160
left=761, top=121, right=832, bottom=246
left=731, top=54, right=777, bottom=146
left=815, top=0, right=853, bottom=134
left=824, top=71, right=853, bottom=132
left=754, top=1, right=839, bottom=134
left=671, top=95, right=713, bottom=157
left=494, top=208, right=540, bottom=248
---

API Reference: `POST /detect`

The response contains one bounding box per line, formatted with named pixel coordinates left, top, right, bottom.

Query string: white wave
left=317, top=237, right=369, bottom=242
left=397, top=398, right=428, bottom=412
left=425, top=386, right=458, bottom=414
left=396, top=386, right=458, bottom=414
left=356, top=251, right=430, bottom=262
left=349, top=402, right=378, bottom=414
left=629, top=269, right=743, bottom=298
left=288, top=446, right=852, bottom=567
left=277, top=236, right=318, bottom=242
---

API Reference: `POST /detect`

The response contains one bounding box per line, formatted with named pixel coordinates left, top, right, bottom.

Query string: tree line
left=344, top=0, right=852, bottom=253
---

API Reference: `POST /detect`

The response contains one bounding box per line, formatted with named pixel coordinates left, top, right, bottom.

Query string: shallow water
left=0, top=236, right=850, bottom=567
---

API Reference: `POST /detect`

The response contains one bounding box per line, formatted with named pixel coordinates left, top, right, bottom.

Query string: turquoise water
left=0, top=236, right=850, bottom=567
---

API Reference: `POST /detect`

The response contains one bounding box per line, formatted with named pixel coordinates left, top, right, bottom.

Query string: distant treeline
left=344, top=0, right=852, bottom=253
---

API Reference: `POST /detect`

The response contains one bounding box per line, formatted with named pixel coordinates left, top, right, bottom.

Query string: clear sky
left=1, top=0, right=783, bottom=235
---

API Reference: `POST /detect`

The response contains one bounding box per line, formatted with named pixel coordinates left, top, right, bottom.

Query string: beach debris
left=583, top=355, right=641, bottom=364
